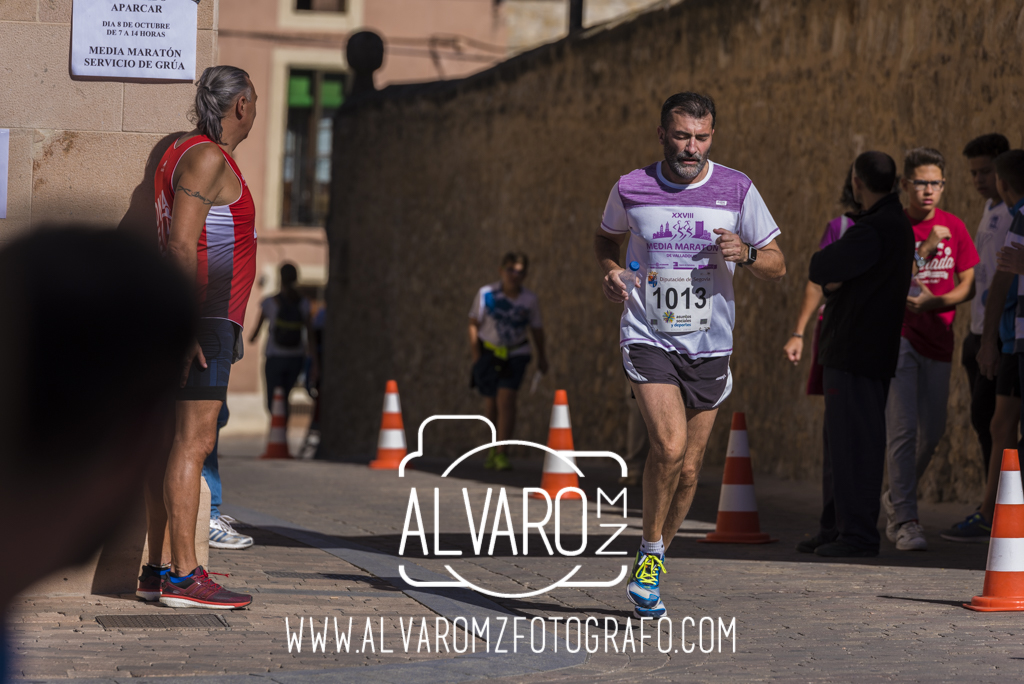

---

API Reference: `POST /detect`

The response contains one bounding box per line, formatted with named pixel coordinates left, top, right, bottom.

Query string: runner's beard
left=665, top=148, right=706, bottom=181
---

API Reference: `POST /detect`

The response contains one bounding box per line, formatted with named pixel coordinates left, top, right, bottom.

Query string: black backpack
left=273, top=294, right=304, bottom=349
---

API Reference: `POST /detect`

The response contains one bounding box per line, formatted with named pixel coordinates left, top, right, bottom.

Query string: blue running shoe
left=626, top=550, right=665, bottom=609
left=940, top=512, right=991, bottom=543
left=632, top=599, right=667, bottom=619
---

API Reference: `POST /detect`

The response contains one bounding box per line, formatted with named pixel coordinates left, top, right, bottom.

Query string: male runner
left=595, top=92, right=785, bottom=618
left=141, top=65, right=258, bottom=609
left=468, top=252, right=548, bottom=470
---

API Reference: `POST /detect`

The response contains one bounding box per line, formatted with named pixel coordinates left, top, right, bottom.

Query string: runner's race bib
left=645, top=268, right=713, bottom=334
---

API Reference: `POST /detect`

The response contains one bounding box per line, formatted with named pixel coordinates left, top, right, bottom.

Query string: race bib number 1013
left=645, top=269, right=713, bottom=334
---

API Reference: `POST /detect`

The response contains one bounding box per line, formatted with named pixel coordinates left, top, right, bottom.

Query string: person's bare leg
left=164, top=399, right=221, bottom=575
left=663, top=407, right=719, bottom=551
left=632, top=382, right=689, bottom=543
left=144, top=406, right=175, bottom=566
left=144, top=473, right=170, bottom=566
left=496, top=388, right=518, bottom=442
left=984, top=395, right=1021, bottom=522
left=483, top=396, right=497, bottom=424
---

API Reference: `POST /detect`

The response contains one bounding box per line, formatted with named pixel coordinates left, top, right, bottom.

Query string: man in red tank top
left=142, top=66, right=258, bottom=610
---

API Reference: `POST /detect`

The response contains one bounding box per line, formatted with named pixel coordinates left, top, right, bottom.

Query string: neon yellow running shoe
left=485, top=451, right=512, bottom=471
left=626, top=550, right=665, bottom=609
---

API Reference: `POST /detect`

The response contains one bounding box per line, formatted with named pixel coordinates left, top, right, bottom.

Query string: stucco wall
left=0, top=0, right=218, bottom=244
left=325, top=0, right=1024, bottom=503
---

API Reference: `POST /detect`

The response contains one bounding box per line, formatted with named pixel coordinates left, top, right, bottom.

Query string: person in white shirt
left=946, top=135, right=1019, bottom=542
left=468, top=252, right=548, bottom=471
left=595, top=92, right=785, bottom=619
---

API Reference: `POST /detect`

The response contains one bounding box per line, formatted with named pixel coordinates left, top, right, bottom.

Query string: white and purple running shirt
left=600, top=160, right=780, bottom=358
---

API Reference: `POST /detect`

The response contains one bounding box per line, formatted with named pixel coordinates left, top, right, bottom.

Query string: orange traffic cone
left=699, top=412, right=776, bottom=544
left=369, top=380, right=407, bottom=470
left=260, top=387, right=291, bottom=459
left=965, top=449, right=1024, bottom=612
left=531, top=390, right=582, bottom=500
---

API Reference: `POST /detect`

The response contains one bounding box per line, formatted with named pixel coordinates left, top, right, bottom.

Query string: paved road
left=7, top=438, right=1019, bottom=683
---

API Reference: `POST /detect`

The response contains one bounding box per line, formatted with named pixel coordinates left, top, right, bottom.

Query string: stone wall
left=325, top=0, right=1024, bottom=503
left=0, top=0, right=218, bottom=244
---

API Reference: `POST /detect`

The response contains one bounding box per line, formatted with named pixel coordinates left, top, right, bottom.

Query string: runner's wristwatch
left=740, top=244, right=757, bottom=266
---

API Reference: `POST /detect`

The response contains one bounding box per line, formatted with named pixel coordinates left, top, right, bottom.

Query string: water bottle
left=617, top=261, right=641, bottom=300
left=908, top=274, right=922, bottom=298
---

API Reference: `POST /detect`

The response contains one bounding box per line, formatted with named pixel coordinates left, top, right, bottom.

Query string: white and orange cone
left=531, top=389, right=582, bottom=500
left=260, top=387, right=291, bottom=460
left=965, top=449, right=1024, bottom=612
left=700, top=412, right=776, bottom=544
left=369, top=380, right=407, bottom=470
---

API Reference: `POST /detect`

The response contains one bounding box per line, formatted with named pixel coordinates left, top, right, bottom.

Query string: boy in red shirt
left=882, top=148, right=978, bottom=551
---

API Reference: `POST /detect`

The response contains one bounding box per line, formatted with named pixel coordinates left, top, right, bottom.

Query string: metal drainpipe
left=568, top=0, right=584, bottom=34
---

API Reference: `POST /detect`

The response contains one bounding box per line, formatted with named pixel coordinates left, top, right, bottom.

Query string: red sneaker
left=159, top=566, right=252, bottom=609
left=136, top=564, right=167, bottom=601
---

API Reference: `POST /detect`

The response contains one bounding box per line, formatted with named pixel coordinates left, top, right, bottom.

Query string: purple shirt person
left=783, top=165, right=862, bottom=393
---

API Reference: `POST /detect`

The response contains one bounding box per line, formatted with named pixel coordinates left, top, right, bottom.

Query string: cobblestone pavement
left=7, top=436, right=1021, bottom=683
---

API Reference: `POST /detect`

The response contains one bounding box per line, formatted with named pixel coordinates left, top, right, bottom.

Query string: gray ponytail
left=189, top=66, right=252, bottom=144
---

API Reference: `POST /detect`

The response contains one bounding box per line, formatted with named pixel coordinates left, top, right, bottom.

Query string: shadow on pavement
left=367, top=455, right=993, bottom=573
left=877, top=595, right=966, bottom=608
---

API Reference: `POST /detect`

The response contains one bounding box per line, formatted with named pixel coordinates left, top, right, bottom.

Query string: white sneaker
left=881, top=490, right=898, bottom=542
left=895, top=521, right=927, bottom=551
left=299, top=430, right=320, bottom=460
left=209, top=516, right=254, bottom=550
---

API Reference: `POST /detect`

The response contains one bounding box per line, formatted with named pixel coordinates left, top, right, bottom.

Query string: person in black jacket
left=798, top=151, right=915, bottom=557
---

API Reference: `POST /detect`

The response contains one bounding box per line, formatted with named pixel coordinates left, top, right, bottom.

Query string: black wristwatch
left=740, top=244, right=757, bottom=266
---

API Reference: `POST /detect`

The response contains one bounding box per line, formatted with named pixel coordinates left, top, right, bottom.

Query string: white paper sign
left=0, top=129, right=9, bottom=220
left=71, top=0, right=198, bottom=81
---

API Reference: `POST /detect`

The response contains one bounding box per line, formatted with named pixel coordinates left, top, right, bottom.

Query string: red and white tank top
left=154, top=135, right=257, bottom=328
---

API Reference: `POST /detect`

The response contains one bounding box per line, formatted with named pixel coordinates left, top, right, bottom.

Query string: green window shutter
left=288, top=74, right=314, bottom=108
left=320, top=78, right=344, bottom=108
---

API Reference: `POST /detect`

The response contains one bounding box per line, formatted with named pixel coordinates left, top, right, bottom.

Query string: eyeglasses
left=910, top=180, right=945, bottom=190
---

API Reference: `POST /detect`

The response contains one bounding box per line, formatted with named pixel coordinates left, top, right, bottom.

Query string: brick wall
left=325, top=0, right=1024, bottom=503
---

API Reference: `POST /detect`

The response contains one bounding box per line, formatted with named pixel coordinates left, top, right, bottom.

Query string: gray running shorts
left=622, top=343, right=732, bottom=410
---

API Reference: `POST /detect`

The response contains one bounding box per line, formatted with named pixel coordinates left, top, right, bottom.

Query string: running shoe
left=881, top=490, right=899, bottom=543
left=618, top=462, right=642, bottom=487
left=940, top=512, right=991, bottom=543
left=136, top=564, right=168, bottom=601
left=632, top=598, right=667, bottom=619
left=485, top=451, right=513, bottom=471
left=159, top=566, right=252, bottom=609
left=626, top=550, right=665, bottom=609
left=209, top=516, right=254, bottom=550
left=895, top=521, right=927, bottom=551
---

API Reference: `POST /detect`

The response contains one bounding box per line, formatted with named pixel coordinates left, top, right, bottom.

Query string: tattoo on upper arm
left=176, top=184, right=215, bottom=205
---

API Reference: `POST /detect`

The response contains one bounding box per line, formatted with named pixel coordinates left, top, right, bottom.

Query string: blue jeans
left=202, top=403, right=230, bottom=519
